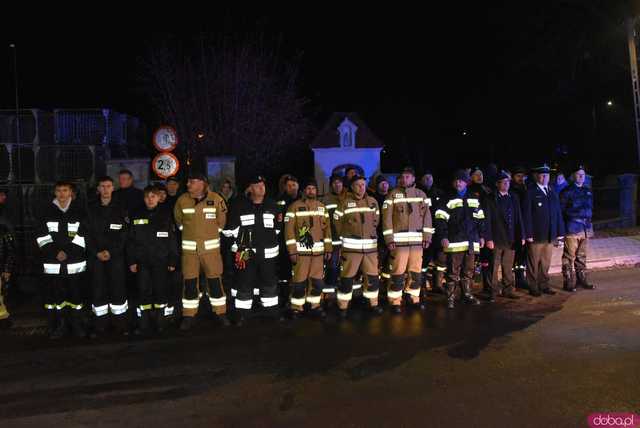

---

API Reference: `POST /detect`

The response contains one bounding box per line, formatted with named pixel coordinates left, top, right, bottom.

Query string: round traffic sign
left=153, top=126, right=179, bottom=152
left=152, top=152, right=180, bottom=179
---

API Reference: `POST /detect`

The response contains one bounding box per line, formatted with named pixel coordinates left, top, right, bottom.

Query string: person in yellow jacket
left=285, top=178, right=332, bottom=319
left=174, top=173, right=229, bottom=330
left=382, top=167, right=433, bottom=313
left=334, top=175, right=382, bottom=318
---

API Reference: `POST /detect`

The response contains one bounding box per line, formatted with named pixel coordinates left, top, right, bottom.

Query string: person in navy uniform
left=559, top=164, right=596, bottom=291
left=484, top=171, right=526, bottom=301
left=522, top=164, right=565, bottom=297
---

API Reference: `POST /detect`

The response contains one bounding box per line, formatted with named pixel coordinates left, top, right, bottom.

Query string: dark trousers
left=44, top=274, right=84, bottom=314
left=479, top=247, right=492, bottom=290
left=91, top=257, right=127, bottom=317
left=235, top=256, right=279, bottom=314
left=446, top=252, right=476, bottom=283
left=324, top=246, right=342, bottom=290
left=514, top=239, right=527, bottom=283
left=526, top=242, right=553, bottom=292
left=277, top=251, right=292, bottom=307
left=489, top=246, right=516, bottom=295
left=136, top=262, right=169, bottom=317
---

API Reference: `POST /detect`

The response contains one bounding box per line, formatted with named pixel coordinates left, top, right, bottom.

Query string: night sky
left=2, top=3, right=639, bottom=178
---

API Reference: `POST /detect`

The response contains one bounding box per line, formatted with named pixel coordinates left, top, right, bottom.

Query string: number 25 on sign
left=152, top=152, right=180, bottom=179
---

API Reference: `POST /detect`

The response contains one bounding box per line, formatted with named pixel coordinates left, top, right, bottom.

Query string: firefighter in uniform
left=560, top=164, right=596, bottom=291
left=334, top=175, right=382, bottom=318
left=223, top=175, right=281, bottom=325
left=434, top=170, right=487, bottom=309
left=174, top=173, right=229, bottom=330
left=86, top=176, right=129, bottom=336
left=321, top=174, right=344, bottom=299
left=276, top=174, right=300, bottom=305
left=418, top=170, right=446, bottom=293
left=382, top=167, right=433, bottom=313
left=0, top=216, right=15, bottom=329
left=127, top=186, right=178, bottom=334
left=36, top=181, right=88, bottom=339
left=285, top=178, right=332, bottom=318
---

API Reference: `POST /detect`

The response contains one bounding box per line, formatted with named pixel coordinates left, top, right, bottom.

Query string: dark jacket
left=423, top=186, right=446, bottom=210
left=35, top=200, right=88, bottom=275
left=0, top=222, right=15, bottom=275
left=485, top=191, right=525, bottom=249
left=126, top=206, right=178, bottom=267
left=434, top=189, right=488, bottom=254
left=522, top=185, right=565, bottom=243
left=114, top=186, right=145, bottom=219
left=223, top=196, right=282, bottom=259
left=559, top=183, right=593, bottom=236
left=85, top=199, right=128, bottom=260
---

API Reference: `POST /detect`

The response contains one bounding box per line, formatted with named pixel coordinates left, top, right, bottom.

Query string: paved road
left=1, top=269, right=639, bottom=427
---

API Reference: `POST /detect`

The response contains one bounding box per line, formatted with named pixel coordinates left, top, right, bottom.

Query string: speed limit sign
left=152, top=152, right=180, bottom=179
left=153, top=126, right=179, bottom=152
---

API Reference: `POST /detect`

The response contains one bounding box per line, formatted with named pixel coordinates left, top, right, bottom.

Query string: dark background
left=1, top=2, right=640, bottom=180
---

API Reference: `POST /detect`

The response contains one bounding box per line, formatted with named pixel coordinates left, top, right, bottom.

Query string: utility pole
left=625, top=17, right=640, bottom=168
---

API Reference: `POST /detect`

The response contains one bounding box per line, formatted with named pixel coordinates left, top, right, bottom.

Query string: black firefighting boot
left=111, top=314, right=128, bottom=335
left=155, top=309, right=168, bottom=333
left=180, top=315, right=195, bottom=331
left=93, top=315, right=108, bottom=336
left=460, top=279, right=481, bottom=305
left=445, top=282, right=457, bottom=309
left=135, top=310, right=152, bottom=335
left=409, top=272, right=427, bottom=311
left=576, top=271, right=596, bottom=290
left=562, top=268, right=576, bottom=292
left=431, top=267, right=446, bottom=294
left=48, top=311, right=65, bottom=339
left=70, top=310, right=87, bottom=338
left=515, top=269, right=529, bottom=290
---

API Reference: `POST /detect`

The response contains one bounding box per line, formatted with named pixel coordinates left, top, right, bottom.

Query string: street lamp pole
left=625, top=17, right=640, bottom=168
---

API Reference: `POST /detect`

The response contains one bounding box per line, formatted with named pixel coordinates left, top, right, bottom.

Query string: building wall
left=106, top=158, right=150, bottom=189
left=313, top=148, right=382, bottom=195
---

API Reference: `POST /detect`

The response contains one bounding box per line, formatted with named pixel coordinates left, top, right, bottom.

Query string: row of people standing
left=34, top=162, right=596, bottom=338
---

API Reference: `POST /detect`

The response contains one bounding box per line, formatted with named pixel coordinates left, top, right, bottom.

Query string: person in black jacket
left=434, top=170, right=488, bottom=309
left=224, top=175, right=282, bottom=325
left=418, top=171, right=447, bottom=293
left=35, top=181, right=88, bottom=339
left=485, top=171, right=526, bottom=301
left=510, top=165, right=530, bottom=289
left=86, top=176, right=129, bottom=336
left=113, top=169, right=145, bottom=219
left=0, top=217, right=15, bottom=329
left=127, top=185, right=178, bottom=334
left=522, top=164, right=565, bottom=297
